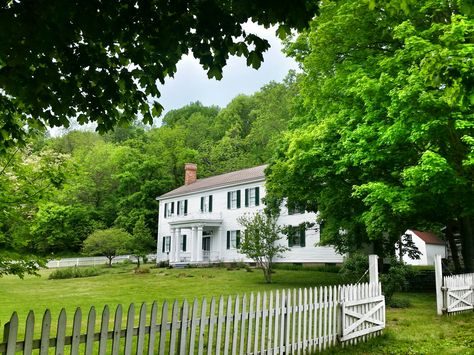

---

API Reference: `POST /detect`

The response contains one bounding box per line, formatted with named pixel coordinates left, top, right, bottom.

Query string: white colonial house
left=156, top=164, right=344, bottom=266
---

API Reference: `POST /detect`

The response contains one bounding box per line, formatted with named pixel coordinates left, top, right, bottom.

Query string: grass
left=1, top=264, right=473, bottom=354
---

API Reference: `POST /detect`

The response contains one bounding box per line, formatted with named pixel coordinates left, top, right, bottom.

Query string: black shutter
left=227, top=192, right=231, bottom=209
left=209, top=195, right=213, bottom=212
left=236, top=230, right=241, bottom=248
left=245, top=189, right=249, bottom=207
left=227, top=231, right=231, bottom=249
left=255, top=187, right=260, bottom=206
left=171, top=202, right=175, bottom=215
left=201, top=197, right=204, bottom=212
left=184, top=200, right=188, bottom=215
left=300, top=226, right=306, bottom=247
left=237, top=190, right=241, bottom=208
left=164, top=203, right=168, bottom=218
left=182, top=235, right=187, bottom=251
left=162, top=237, right=165, bottom=252
left=288, top=227, right=294, bottom=247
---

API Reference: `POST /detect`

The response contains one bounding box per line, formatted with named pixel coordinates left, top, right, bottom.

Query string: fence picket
left=224, top=296, right=232, bottom=355
left=148, top=302, right=158, bottom=355
left=260, top=292, right=267, bottom=354
left=188, top=298, right=199, bottom=355
left=267, top=291, right=274, bottom=354
left=112, top=305, right=122, bottom=355
left=318, top=287, right=323, bottom=353
left=291, top=289, right=296, bottom=353
left=297, top=288, right=302, bottom=353
left=169, top=300, right=180, bottom=355
left=70, top=308, right=82, bottom=355
left=179, top=299, right=189, bottom=355
left=327, top=286, right=333, bottom=348
left=253, top=292, right=261, bottom=355
left=307, top=288, right=313, bottom=352
left=98, top=305, right=109, bottom=355
left=246, top=293, right=254, bottom=355
left=124, top=303, right=135, bottom=355
left=231, top=295, right=240, bottom=355
left=206, top=298, right=216, bottom=355
left=215, top=296, right=225, bottom=355
left=55, top=309, right=66, bottom=355
left=197, top=298, right=207, bottom=355
left=137, top=303, right=147, bottom=355
left=85, top=306, right=96, bottom=355
left=285, top=290, right=291, bottom=354
left=239, top=294, right=247, bottom=355
left=40, top=309, right=51, bottom=355
left=273, top=290, right=280, bottom=355
left=23, top=310, right=35, bottom=355
left=158, top=301, right=168, bottom=355
left=4, top=313, right=18, bottom=355
left=303, top=288, right=308, bottom=353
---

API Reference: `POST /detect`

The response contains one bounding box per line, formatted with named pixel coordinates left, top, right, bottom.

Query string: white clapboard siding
left=0, top=283, right=385, bottom=355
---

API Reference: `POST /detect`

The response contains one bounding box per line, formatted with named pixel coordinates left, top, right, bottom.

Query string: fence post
left=434, top=254, right=444, bottom=315
left=369, top=255, right=379, bottom=285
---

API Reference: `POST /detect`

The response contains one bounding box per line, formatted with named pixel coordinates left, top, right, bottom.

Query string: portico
left=168, top=215, right=223, bottom=264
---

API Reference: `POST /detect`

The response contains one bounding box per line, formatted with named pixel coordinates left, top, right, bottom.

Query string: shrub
left=157, top=260, right=169, bottom=268
left=380, top=257, right=416, bottom=305
left=49, top=267, right=101, bottom=280
left=134, top=266, right=150, bottom=274
left=339, top=253, right=369, bottom=283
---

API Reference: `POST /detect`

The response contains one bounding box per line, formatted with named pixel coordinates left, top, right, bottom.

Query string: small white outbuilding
left=400, top=229, right=446, bottom=266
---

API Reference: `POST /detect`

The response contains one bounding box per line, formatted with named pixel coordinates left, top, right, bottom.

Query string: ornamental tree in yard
left=266, top=0, right=474, bottom=270
left=82, top=228, right=132, bottom=267
left=237, top=212, right=288, bottom=283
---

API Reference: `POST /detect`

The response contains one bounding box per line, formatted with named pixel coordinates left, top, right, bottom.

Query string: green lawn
left=1, top=264, right=473, bottom=354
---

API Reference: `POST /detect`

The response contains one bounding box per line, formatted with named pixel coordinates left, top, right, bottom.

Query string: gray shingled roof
left=158, top=165, right=267, bottom=199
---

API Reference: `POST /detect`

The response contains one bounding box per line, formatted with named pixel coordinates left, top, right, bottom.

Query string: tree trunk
left=461, top=216, right=474, bottom=272
left=136, top=256, right=141, bottom=268
left=107, top=256, right=113, bottom=267
left=446, top=220, right=461, bottom=273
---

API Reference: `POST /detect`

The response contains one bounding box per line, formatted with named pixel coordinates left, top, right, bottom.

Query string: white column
left=170, top=228, right=176, bottom=263
left=191, top=226, right=197, bottom=262
left=176, top=228, right=182, bottom=262
left=215, top=227, right=222, bottom=261
left=196, top=226, right=203, bottom=262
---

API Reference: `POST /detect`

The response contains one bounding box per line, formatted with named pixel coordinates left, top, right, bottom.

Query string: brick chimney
left=184, top=163, right=197, bottom=185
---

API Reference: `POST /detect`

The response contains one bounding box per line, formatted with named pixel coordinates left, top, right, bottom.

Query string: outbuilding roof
left=158, top=164, right=267, bottom=199
left=410, top=230, right=445, bottom=245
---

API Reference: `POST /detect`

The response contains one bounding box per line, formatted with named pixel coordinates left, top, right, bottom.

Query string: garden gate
left=435, top=254, right=474, bottom=315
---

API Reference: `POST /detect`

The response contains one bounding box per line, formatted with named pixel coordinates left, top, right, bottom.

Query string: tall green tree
left=0, top=1, right=317, bottom=152
left=267, top=0, right=474, bottom=269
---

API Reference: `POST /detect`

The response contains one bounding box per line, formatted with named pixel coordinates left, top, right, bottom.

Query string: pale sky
left=156, top=23, right=298, bottom=114
left=50, top=23, right=297, bottom=136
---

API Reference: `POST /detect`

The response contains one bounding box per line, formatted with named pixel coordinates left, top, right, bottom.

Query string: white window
left=164, top=202, right=174, bottom=218
left=226, top=230, right=241, bottom=249
left=245, top=187, right=260, bottom=207
left=177, top=200, right=188, bottom=216
left=227, top=190, right=241, bottom=209
left=200, top=195, right=213, bottom=212
left=162, top=236, right=171, bottom=253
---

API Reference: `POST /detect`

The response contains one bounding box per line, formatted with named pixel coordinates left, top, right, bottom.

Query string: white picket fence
left=45, top=254, right=157, bottom=268
left=0, top=283, right=384, bottom=354
left=435, top=254, right=474, bottom=315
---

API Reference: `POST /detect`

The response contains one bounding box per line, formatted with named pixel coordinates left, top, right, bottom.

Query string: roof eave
left=156, top=176, right=265, bottom=201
